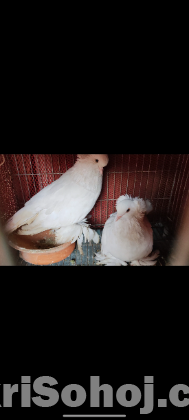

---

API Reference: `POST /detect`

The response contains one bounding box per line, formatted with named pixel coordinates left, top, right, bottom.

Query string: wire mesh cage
left=0, top=154, right=189, bottom=265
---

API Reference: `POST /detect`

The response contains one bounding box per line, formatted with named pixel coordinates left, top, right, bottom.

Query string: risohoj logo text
left=0, top=376, right=189, bottom=416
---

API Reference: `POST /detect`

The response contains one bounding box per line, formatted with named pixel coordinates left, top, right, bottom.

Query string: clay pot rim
left=8, top=239, right=74, bottom=255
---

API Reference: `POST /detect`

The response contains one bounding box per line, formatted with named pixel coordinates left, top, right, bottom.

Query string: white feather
left=53, top=220, right=100, bottom=255
left=96, top=195, right=159, bottom=266
left=95, top=252, right=128, bottom=266
left=5, top=154, right=108, bottom=252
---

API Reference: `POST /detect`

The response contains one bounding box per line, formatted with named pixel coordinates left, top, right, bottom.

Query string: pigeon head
left=116, top=198, right=134, bottom=221
left=77, top=154, right=109, bottom=175
left=115, top=195, right=152, bottom=222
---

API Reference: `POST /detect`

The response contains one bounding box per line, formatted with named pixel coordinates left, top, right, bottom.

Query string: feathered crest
left=134, top=198, right=153, bottom=216
left=77, top=154, right=90, bottom=160
left=116, top=195, right=153, bottom=215
left=117, top=194, right=132, bottom=205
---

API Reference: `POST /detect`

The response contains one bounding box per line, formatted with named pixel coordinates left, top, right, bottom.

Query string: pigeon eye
left=126, top=209, right=130, bottom=213
left=96, top=159, right=99, bottom=163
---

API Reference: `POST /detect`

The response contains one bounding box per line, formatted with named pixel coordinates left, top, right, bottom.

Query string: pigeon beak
left=99, top=167, right=104, bottom=175
left=116, top=214, right=122, bottom=222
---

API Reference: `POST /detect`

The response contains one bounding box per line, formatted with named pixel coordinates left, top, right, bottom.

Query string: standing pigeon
left=5, top=154, right=109, bottom=253
left=96, top=195, right=159, bottom=266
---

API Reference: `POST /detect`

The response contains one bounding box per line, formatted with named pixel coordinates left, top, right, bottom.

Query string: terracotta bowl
left=8, top=230, right=75, bottom=265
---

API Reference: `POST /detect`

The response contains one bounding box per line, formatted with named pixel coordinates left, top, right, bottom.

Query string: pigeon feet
left=95, top=252, right=128, bottom=266
left=95, top=250, right=160, bottom=266
left=130, top=250, right=160, bottom=266
left=77, top=219, right=100, bottom=255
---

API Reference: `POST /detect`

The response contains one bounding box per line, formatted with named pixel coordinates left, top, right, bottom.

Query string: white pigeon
left=5, top=154, right=109, bottom=253
left=96, top=195, right=159, bottom=266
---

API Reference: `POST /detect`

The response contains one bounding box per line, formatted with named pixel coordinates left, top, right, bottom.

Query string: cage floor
left=13, top=227, right=174, bottom=266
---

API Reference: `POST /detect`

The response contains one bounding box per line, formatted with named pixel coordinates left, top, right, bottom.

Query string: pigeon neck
left=71, top=161, right=102, bottom=193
